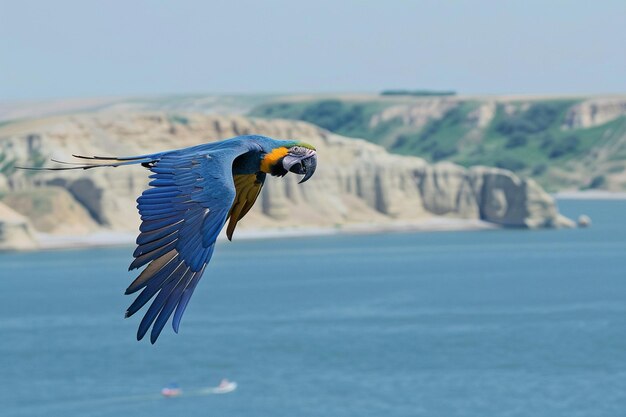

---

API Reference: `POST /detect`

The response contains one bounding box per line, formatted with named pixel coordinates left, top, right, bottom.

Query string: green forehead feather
left=295, top=142, right=316, bottom=151
left=282, top=141, right=316, bottom=151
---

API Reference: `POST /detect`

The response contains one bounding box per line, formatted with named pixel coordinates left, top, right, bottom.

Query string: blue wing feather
left=189, top=245, right=210, bottom=272
left=125, top=254, right=182, bottom=312
left=125, top=139, right=259, bottom=343
left=172, top=260, right=210, bottom=333
left=125, top=249, right=178, bottom=295
left=150, top=269, right=197, bottom=343
left=138, top=206, right=178, bottom=216
left=24, top=135, right=290, bottom=342
left=129, top=240, right=179, bottom=270
left=142, top=186, right=181, bottom=195
left=136, top=224, right=181, bottom=245
left=139, top=217, right=184, bottom=233
left=133, top=231, right=178, bottom=257
left=137, top=264, right=188, bottom=340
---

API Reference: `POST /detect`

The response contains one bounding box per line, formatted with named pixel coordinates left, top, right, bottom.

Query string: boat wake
left=27, top=383, right=237, bottom=412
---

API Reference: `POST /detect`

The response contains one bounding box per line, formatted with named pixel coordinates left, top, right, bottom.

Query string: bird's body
left=22, top=135, right=317, bottom=343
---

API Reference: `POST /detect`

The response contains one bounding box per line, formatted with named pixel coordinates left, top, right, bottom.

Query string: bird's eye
left=290, top=146, right=305, bottom=155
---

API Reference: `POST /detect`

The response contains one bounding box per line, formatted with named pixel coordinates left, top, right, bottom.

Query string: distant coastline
left=553, top=190, right=626, bottom=200
left=15, top=192, right=625, bottom=252
left=0, top=111, right=569, bottom=252
left=26, top=218, right=498, bottom=252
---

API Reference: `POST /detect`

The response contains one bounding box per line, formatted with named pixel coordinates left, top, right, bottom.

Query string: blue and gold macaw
left=32, top=135, right=317, bottom=343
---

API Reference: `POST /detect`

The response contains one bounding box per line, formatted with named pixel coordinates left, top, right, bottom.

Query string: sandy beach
left=31, top=217, right=498, bottom=251
left=553, top=190, right=626, bottom=200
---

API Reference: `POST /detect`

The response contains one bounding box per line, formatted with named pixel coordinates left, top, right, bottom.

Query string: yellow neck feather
left=260, top=147, right=288, bottom=173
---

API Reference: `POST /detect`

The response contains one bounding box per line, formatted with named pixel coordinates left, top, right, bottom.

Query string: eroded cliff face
left=0, top=202, right=38, bottom=250
left=370, top=99, right=460, bottom=131
left=562, top=98, right=626, bottom=130
left=0, top=113, right=572, bottom=249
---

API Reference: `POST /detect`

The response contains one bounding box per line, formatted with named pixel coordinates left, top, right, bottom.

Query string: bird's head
left=260, top=142, right=317, bottom=183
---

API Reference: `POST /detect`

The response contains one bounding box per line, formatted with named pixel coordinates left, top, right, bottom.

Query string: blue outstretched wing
left=17, top=134, right=292, bottom=343
left=124, top=144, right=254, bottom=343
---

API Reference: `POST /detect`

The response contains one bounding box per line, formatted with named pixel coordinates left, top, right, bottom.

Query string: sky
left=1, top=0, right=625, bottom=100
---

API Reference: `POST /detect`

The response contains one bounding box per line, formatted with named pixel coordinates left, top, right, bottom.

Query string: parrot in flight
left=23, top=135, right=317, bottom=343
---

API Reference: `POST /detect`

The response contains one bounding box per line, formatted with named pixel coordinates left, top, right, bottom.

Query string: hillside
left=0, top=112, right=571, bottom=250
left=249, top=95, right=626, bottom=192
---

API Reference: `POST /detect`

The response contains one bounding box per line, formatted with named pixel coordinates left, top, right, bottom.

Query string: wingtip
left=137, top=329, right=146, bottom=342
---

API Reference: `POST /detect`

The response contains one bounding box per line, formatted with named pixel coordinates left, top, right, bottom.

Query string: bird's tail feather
left=71, top=153, right=154, bottom=161
left=16, top=152, right=165, bottom=171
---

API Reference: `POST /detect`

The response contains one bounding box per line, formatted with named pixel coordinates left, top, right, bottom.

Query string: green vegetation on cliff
left=250, top=97, right=626, bottom=191
left=251, top=100, right=395, bottom=140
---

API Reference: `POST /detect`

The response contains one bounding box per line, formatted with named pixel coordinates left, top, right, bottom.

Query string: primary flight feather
left=22, top=135, right=317, bottom=343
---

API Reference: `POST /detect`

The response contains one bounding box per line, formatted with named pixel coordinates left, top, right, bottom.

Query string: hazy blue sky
left=2, top=0, right=625, bottom=100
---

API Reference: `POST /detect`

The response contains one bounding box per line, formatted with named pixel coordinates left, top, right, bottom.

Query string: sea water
left=1, top=200, right=625, bottom=417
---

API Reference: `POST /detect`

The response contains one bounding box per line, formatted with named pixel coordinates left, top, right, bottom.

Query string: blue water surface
left=1, top=200, right=625, bottom=417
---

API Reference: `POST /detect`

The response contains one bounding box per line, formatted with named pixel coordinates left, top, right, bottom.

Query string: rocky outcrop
left=1, top=186, right=100, bottom=234
left=466, top=101, right=497, bottom=128
left=469, top=166, right=573, bottom=228
left=0, top=113, right=572, bottom=249
left=0, top=202, right=39, bottom=250
left=370, top=99, right=459, bottom=130
left=562, top=98, right=626, bottom=130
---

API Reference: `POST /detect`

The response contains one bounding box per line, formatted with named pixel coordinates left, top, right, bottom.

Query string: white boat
left=161, top=386, right=182, bottom=397
left=207, top=380, right=237, bottom=394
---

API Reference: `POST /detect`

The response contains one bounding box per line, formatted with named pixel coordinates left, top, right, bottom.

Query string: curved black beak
left=287, top=153, right=317, bottom=183
left=298, top=154, right=317, bottom=183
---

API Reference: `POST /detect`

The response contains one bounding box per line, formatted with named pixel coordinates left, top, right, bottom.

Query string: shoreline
left=24, top=218, right=498, bottom=252
left=553, top=190, right=626, bottom=200
left=9, top=191, right=626, bottom=253
left=14, top=189, right=626, bottom=253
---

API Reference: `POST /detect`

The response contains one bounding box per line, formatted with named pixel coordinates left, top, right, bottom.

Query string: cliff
left=0, top=202, right=38, bottom=250
left=562, top=98, right=626, bottom=130
left=251, top=95, right=626, bottom=192
left=0, top=113, right=573, bottom=250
